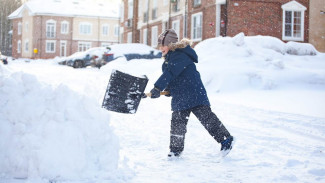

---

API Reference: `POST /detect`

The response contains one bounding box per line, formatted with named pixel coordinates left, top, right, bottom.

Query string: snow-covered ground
left=1, top=34, right=325, bottom=183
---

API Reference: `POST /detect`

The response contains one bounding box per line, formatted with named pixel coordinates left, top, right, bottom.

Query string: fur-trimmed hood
left=167, top=38, right=198, bottom=63
left=168, top=38, right=193, bottom=51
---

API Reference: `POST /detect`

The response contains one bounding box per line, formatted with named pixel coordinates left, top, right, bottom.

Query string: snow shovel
left=102, top=70, right=169, bottom=114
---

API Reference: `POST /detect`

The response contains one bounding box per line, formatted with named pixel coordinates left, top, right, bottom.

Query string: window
left=172, top=20, right=180, bottom=39
left=143, top=28, right=147, bottom=45
left=78, top=42, right=91, bottom=52
left=114, top=25, right=119, bottom=37
left=172, top=0, right=180, bottom=12
left=151, top=26, right=158, bottom=47
left=193, top=0, right=201, bottom=7
left=61, top=21, right=69, bottom=34
left=120, top=3, right=124, bottom=21
left=46, top=20, right=56, bottom=38
left=102, top=24, right=109, bottom=36
left=46, top=40, right=56, bottom=53
left=191, top=12, right=202, bottom=41
left=18, top=22, right=22, bottom=35
left=79, top=23, right=92, bottom=35
left=163, top=0, right=168, bottom=6
left=101, top=43, right=111, bottom=48
left=24, top=39, right=29, bottom=52
left=17, top=40, right=21, bottom=53
left=127, top=32, right=132, bottom=43
left=152, top=0, right=158, bottom=20
left=25, top=22, right=29, bottom=32
left=128, top=0, right=133, bottom=19
left=281, top=1, right=306, bottom=41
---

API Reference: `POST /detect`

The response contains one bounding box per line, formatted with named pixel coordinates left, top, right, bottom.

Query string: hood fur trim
left=168, top=38, right=193, bottom=51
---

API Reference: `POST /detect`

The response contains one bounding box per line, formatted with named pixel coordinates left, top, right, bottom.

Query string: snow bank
left=0, top=64, right=119, bottom=182
left=195, top=33, right=325, bottom=92
left=285, top=41, right=318, bottom=56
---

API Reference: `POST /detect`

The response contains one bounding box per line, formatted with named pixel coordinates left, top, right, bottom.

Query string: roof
left=8, top=0, right=120, bottom=19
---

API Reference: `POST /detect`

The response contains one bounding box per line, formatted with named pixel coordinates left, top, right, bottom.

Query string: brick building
left=8, top=0, right=120, bottom=59
left=120, top=0, right=325, bottom=52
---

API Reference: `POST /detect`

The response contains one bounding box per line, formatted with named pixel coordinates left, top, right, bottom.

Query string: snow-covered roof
left=8, top=0, right=119, bottom=19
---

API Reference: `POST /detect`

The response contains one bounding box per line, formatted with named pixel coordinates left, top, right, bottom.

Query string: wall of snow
left=194, top=33, right=325, bottom=92
left=0, top=63, right=119, bottom=182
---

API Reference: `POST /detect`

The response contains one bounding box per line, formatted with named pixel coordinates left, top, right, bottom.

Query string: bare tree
left=0, top=0, right=22, bottom=56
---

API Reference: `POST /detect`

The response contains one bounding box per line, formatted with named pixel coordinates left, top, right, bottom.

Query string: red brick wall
left=227, top=0, right=309, bottom=42
left=187, top=0, right=217, bottom=44
left=11, top=19, right=22, bottom=59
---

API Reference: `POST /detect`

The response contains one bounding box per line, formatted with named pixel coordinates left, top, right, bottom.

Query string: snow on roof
left=8, top=0, right=119, bottom=19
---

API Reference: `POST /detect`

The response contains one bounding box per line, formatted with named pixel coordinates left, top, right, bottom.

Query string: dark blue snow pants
left=170, top=105, right=231, bottom=153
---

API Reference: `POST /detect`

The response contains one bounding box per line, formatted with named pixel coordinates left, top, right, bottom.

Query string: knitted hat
left=158, top=29, right=178, bottom=46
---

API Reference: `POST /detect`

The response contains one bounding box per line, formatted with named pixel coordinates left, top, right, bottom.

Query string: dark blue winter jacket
left=154, top=45, right=210, bottom=111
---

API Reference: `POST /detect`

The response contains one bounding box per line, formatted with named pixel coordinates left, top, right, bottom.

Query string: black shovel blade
left=102, top=70, right=148, bottom=114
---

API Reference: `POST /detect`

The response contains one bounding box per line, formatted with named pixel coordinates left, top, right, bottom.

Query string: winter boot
left=220, top=136, right=234, bottom=156
left=167, top=151, right=182, bottom=158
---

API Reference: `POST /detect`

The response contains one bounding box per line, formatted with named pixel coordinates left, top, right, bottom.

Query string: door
left=60, top=41, right=67, bottom=57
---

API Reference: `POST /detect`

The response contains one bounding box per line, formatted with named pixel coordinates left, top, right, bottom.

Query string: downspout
left=225, top=0, right=228, bottom=36
left=147, top=0, right=150, bottom=44
left=98, top=16, right=100, bottom=46
left=184, top=0, right=188, bottom=38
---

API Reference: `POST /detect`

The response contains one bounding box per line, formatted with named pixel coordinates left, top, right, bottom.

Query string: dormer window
left=281, top=1, right=307, bottom=41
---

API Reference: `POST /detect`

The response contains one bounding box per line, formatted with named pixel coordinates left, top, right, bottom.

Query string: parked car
left=58, top=44, right=162, bottom=69
left=59, top=47, right=112, bottom=68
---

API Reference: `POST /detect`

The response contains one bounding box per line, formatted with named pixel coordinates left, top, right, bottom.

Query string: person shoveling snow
left=148, top=29, right=234, bottom=158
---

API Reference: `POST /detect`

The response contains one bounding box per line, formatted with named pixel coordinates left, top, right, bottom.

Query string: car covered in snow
left=108, top=43, right=162, bottom=61
left=59, top=47, right=111, bottom=68
left=59, top=44, right=161, bottom=68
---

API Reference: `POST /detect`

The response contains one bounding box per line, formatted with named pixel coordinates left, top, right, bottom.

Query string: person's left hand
left=150, top=87, right=161, bottom=98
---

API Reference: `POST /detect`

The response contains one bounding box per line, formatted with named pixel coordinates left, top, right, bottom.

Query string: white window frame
left=18, top=22, right=22, bottom=35
left=143, top=28, right=148, bottom=45
left=151, top=26, right=158, bottom=47
left=25, top=22, right=29, bottom=33
left=114, top=25, right=119, bottom=37
left=120, top=3, right=124, bottom=22
left=78, top=42, right=91, bottom=52
left=281, top=1, right=306, bottom=41
left=17, top=40, right=21, bottom=53
left=61, top=21, right=69, bottom=34
left=24, top=39, right=29, bottom=53
left=102, top=24, right=109, bottom=36
left=128, top=0, right=133, bottom=19
left=191, top=12, right=203, bottom=41
left=46, top=40, right=56, bottom=53
left=101, top=42, right=111, bottom=48
left=46, top=19, right=56, bottom=38
left=79, top=22, right=92, bottom=35
left=172, top=20, right=180, bottom=39
left=194, top=0, right=201, bottom=6
left=127, top=32, right=132, bottom=43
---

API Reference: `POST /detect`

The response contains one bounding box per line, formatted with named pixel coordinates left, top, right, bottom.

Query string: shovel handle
left=145, top=91, right=170, bottom=97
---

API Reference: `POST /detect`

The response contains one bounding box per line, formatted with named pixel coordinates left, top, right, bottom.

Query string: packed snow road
left=3, top=57, right=324, bottom=183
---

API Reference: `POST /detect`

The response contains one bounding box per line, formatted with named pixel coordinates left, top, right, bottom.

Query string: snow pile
left=285, top=41, right=318, bottom=55
left=195, top=33, right=325, bottom=92
left=0, top=64, right=119, bottom=182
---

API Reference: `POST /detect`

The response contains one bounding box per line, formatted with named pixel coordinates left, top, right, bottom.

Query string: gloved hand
left=164, top=89, right=171, bottom=97
left=150, top=87, right=161, bottom=98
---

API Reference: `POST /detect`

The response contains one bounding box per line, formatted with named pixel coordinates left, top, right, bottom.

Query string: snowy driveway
left=3, top=58, right=324, bottom=183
